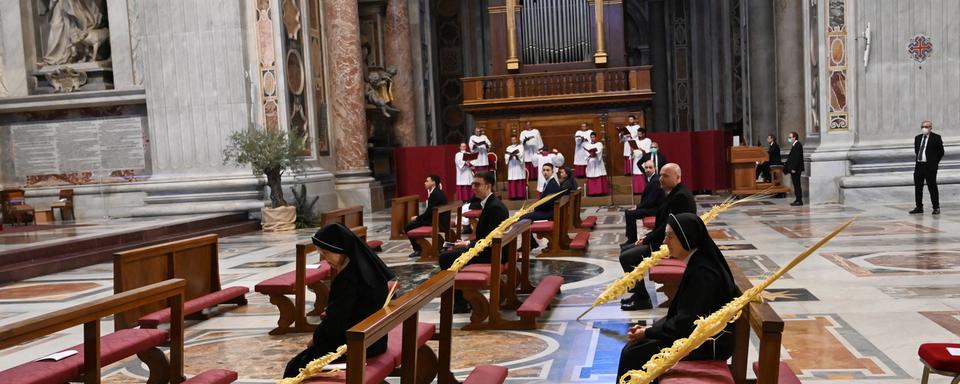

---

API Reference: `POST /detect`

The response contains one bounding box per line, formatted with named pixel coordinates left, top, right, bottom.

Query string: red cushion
left=305, top=323, right=435, bottom=384
left=660, top=360, right=734, bottom=384
left=463, top=263, right=509, bottom=274
left=570, top=232, right=590, bottom=250
left=464, top=210, right=482, bottom=219
left=919, top=343, right=960, bottom=373
left=255, top=263, right=332, bottom=295
left=367, top=240, right=383, bottom=249
left=0, top=329, right=169, bottom=384
left=406, top=226, right=433, bottom=238
left=455, top=271, right=491, bottom=289
left=650, top=266, right=685, bottom=284
left=530, top=221, right=554, bottom=233
left=642, top=216, right=656, bottom=229
left=464, top=365, right=509, bottom=384
left=580, top=216, right=598, bottom=229
left=183, top=369, right=238, bottom=384
left=138, top=286, right=249, bottom=327
left=751, top=361, right=801, bottom=384
left=659, top=259, right=686, bottom=268
left=517, top=275, right=563, bottom=317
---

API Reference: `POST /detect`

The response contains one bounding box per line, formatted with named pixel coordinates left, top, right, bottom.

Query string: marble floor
left=2, top=197, right=960, bottom=383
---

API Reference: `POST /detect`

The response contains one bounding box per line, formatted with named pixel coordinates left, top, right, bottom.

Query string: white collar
left=479, top=193, right=492, bottom=208
left=427, top=187, right=435, bottom=195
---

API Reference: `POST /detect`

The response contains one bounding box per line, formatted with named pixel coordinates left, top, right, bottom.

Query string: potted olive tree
left=223, top=127, right=305, bottom=231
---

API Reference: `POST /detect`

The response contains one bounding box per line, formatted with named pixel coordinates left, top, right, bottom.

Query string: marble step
left=142, top=191, right=262, bottom=204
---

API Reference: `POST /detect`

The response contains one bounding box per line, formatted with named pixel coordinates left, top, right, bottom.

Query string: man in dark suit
left=621, top=160, right=665, bottom=246
left=439, top=171, right=509, bottom=312
left=911, top=120, right=945, bottom=215
left=522, top=163, right=563, bottom=249
left=637, top=142, right=667, bottom=176
left=404, top=175, right=449, bottom=258
left=619, top=163, right=697, bottom=310
left=755, top=134, right=782, bottom=182
left=785, top=131, right=804, bottom=206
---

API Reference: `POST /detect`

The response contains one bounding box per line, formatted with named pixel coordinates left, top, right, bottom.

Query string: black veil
left=311, top=223, right=395, bottom=287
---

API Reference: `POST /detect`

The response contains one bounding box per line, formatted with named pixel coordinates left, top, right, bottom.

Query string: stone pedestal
left=334, top=169, right=383, bottom=212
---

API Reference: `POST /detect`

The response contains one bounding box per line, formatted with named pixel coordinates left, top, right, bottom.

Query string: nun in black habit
left=283, top=223, right=396, bottom=378
left=616, top=213, right=737, bottom=379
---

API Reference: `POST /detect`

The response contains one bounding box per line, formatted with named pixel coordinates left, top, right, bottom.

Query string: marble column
left=385, top=0, right=417, bottom=147
left=324, top=0, right=382, bottom=210
left=775, top=0, right=805, bottom=140
left=324, top=0, right=369, bottom=173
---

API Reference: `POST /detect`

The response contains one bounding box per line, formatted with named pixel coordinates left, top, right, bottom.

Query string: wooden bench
left=305, top=270, right=508, bottom=384
left=459, top=220, right=565, bottom=330
left=321, top=205, right=383, bottom=252
left=659, top=264, right=800, bottom=384
left=0, top=279, right=187, bottom=384
left=391, top=194, right=421, bottom=240
left=570, top=188, right=598, bottom=229
left=113, top=235, right=248, bottom=331
left=532, top=195, right=588, bottom=257
left=255, top=239, right=333, bottom=335
left=51, top=188, right=76, bottom=221
left=405, top=202, right=462, bottom=262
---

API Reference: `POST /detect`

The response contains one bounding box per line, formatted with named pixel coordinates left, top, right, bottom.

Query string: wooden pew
left=405, top=202, right=462, bottom=262
left=255, top=225, right=374, bottom=335
left=0, top=279, right=187, bottom=384
left=305, top=270, right=508, bottom=384
left=659, top=264, right=800, bottom=384
left=458, top=219, right=564, bottom=330
left=255, top=239, right=333, bottom=335
left=532, top=195, right=587, bottom=257
left=321, top=205, right=383, bottom=252
left=570, top=188, right=598, bottom=229
left=113, top=235, right=248, bottom=331
left=391, top=195, right=421, bottom=240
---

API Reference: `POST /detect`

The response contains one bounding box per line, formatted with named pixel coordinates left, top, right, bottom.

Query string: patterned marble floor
left=2, top=197, right=960, bottom=383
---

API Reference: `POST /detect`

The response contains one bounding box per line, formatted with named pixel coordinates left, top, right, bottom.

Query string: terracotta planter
left=261, top=206, right=296, bottom=232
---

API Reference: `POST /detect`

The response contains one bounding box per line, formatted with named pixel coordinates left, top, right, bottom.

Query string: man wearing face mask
left=637, top=142, right=667, bottom=176
left=785, top=132, right=804, bottom=206
left=911, top=120, right=944, bottom=215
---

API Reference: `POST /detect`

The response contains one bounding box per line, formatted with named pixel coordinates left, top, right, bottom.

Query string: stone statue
left=364, top=69, right=399, bottom=118
left=39, top=0, right=106, bottom=65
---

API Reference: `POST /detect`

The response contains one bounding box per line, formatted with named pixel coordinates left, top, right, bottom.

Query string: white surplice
left=505, top=144, right=526, bottom=181
left=585, top=142, right=607, bottom=177
left=519, top=129, right=543, bottom=163
left=621, top=124, right=641, bottom=156
left=454, top=151, right=474, bottom=186
left=573, top=129, right=593, bottom=166
left=469, top=134, right=492, bottom=166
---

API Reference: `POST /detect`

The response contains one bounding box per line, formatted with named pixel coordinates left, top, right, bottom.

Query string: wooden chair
left=533, top=196, right=587, bottom=257
left=50, top=189, right=75, bottom=221
left=321, top=205, right=383, bottom=251
left=405, top=202, right=462, bottom=262
left=304, top=270, right=508, bottom=384
left=661, top=264, right=800, bottom=384
left=0, top=279, right=187, bottom=384
left=113, top=235, right=249, bottom=330
left=1, top=189, right=35, bottom=225
left=391, top=195, right=421, bottom=240
left=255, top=239, right=333, bottom=335
left=569, top=188, right=598, bottom=229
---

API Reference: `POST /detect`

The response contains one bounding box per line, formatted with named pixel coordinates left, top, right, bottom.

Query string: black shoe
left=408, top=251, right=421, bottom=258
left=909, top=207, right=923, bottom=214
left=453, top=301, right=472, bottom=314
left=620, top=297, right=633, bottom=305
left=790, top=201, right=803, bottom=206
left=933, top=209, right=941, bottom=215
left=621, top=298, right=653, bottom=311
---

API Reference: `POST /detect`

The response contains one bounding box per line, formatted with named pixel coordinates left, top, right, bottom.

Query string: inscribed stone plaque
left=9, top=117, right=147, bottom=178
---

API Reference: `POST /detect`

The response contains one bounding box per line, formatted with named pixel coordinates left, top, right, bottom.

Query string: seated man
left=521, top=163, right=563, bottom=249
left=617, top=213, right=736, bottom=378
left=621, top=160, right=665, bottom=247
left=439, top=171, right=509, bottom=313
left=619, top=163, right=696, bottom=310
left=755, top=134, right=781, bottom=182
left=637, top=142, right=667, bottom=176
left=403, top=175, right=449, bottom=258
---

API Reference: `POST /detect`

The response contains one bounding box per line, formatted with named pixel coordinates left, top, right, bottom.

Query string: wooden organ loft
left=461, top=0, right=653, bottom=204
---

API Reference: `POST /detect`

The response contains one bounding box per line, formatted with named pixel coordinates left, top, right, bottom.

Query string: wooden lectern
left=729, top=147, right=790, bottom=195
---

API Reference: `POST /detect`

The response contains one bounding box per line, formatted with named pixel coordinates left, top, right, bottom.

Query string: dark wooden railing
left=462, top=66, right=653, bottom=112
